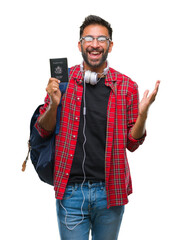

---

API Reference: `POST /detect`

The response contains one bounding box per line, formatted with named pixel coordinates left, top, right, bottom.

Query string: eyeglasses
left=80, top=35, right=111, bottom=43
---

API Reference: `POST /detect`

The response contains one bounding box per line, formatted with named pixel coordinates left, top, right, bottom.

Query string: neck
left=81, top=61, right=108, bottom=76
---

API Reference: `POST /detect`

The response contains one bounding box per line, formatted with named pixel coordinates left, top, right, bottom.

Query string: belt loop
left=100, top=181, right=104, bottom=190
left=74, top=183, right=78, bottom=191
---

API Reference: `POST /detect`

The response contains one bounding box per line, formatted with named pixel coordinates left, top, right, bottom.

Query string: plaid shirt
left=35, top=65, right=146, bottom=208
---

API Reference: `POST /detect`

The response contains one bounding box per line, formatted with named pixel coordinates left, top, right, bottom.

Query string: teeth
left=90, top=52, right=100, bottom=55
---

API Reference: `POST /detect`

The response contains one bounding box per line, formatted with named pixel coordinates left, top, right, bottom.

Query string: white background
left=0, top=0, right=182, bottom=239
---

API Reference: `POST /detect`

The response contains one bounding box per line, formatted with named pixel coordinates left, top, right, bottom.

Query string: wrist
left=49, top=101, right=59, bottom=110
left=138, top=112, right=148, bottom=121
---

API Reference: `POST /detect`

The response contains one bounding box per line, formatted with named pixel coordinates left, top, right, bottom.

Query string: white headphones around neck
left=80, top=61, right=109, bottom=85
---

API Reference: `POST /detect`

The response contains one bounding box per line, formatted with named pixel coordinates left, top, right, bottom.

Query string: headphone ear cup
left=84, top=70, right=91, bottom=84
left=90, top=72, right=98, bottom=85
left=84, top=71, right=98, bottom=85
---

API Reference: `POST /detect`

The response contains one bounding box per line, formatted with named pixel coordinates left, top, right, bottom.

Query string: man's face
left=78, top=24, right=113, bottom=72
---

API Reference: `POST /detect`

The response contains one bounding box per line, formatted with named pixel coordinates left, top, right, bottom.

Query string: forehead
left=82, top=24, right=109, bottom=37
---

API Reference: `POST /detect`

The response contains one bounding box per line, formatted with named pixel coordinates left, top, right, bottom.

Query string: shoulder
left=108, top=67, right=138, bottom=92
left=69, top=65, right=83, bottom=82
left=70, top=65, right=81, bottom=75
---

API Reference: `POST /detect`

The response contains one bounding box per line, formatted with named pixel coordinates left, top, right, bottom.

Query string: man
left=35, top=15, right=160, bottom=240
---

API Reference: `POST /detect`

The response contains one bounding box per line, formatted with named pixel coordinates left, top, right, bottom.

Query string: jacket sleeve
left=34, top=94, right=54, bottom=138
left=126, top=82, right=146, bottom=152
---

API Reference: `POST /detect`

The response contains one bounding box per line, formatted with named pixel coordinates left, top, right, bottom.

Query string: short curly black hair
left=80, top=15, right=113, bottom=40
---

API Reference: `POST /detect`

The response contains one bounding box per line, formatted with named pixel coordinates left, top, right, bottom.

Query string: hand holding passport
left=45, top=58, right=68, bottom=107
left=50, top=58, right=68, bottom=82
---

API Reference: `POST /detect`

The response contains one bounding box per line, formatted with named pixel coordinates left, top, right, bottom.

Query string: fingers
left=155, top=80, right=160, bottom=87
left=152, top=80, right=160, bottom=96
left=46, top=78, right=60, bottom=95
left=148, top=80, right=161, bottom=102
left=143, top=90, right=149, bottom=98
left=139, top=81, right=160, bottom=116
left=154, top=80, right=160, bottom=93
left=48, top=78, right=60, bottom=87
left=144, top=81, right=160, bottom=98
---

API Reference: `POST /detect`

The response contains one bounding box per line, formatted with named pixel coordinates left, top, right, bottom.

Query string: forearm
left=131, top=80, right=160, bottom=140
left=38, top=77, right=62, bottom=132
left=130, top=113, right=147, bottom=139
left=38, top=104, right=58, bottom=132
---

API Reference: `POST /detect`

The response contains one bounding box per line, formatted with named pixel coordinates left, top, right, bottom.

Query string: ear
left=108, top=41, right=113, bottom=53
left=78, top=41, right=82, bottom=52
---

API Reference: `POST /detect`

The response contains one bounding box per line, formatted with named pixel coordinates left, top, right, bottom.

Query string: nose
left=91, top=38, right=100, bottom=48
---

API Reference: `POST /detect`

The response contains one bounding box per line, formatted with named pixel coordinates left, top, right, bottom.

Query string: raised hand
left=139, top=80, right=160, bottom=118
left=131, top=80, right=160, bottom=140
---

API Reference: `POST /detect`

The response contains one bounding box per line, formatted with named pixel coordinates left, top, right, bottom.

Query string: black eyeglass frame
left=80, top=35, right=112, bottom=43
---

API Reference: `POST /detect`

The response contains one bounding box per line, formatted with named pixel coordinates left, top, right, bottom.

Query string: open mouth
left=88, top=50, right=103, bottom=59
left=90, top=52, right=101, bottom=57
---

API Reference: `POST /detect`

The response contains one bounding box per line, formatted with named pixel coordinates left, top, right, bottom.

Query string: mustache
left=86, top=47, right=104, bottom=53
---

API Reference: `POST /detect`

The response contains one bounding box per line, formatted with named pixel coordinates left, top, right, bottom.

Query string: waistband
left=67, top=180, right=105, bottom=189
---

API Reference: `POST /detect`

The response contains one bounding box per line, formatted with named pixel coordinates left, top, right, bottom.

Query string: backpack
left=22, top=79, right=69, bottom=185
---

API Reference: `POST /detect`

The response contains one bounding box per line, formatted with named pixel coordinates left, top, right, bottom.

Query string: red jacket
left=35, top=65, right=146, bottom=208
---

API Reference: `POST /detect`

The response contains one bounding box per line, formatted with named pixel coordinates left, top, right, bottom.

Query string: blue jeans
left=56, top=181, right=125, bottom=240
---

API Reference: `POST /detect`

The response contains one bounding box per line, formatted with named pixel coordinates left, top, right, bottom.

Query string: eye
left=97, top=36, right=107, bottom=42
left=84, top=36, right=93, bottom=42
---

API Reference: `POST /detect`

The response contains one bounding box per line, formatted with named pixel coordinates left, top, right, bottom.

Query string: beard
left=81, top=45, right=109, bottom=69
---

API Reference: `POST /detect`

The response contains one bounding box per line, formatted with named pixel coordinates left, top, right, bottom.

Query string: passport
left=50, top=58, right=68, bottom=82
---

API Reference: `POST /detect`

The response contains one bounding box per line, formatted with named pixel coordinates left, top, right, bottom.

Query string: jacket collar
left=71, top=65, right=118, bottom=89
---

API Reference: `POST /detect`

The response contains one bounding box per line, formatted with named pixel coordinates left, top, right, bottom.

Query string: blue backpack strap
left=55, top=68, right=70, bottom=134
